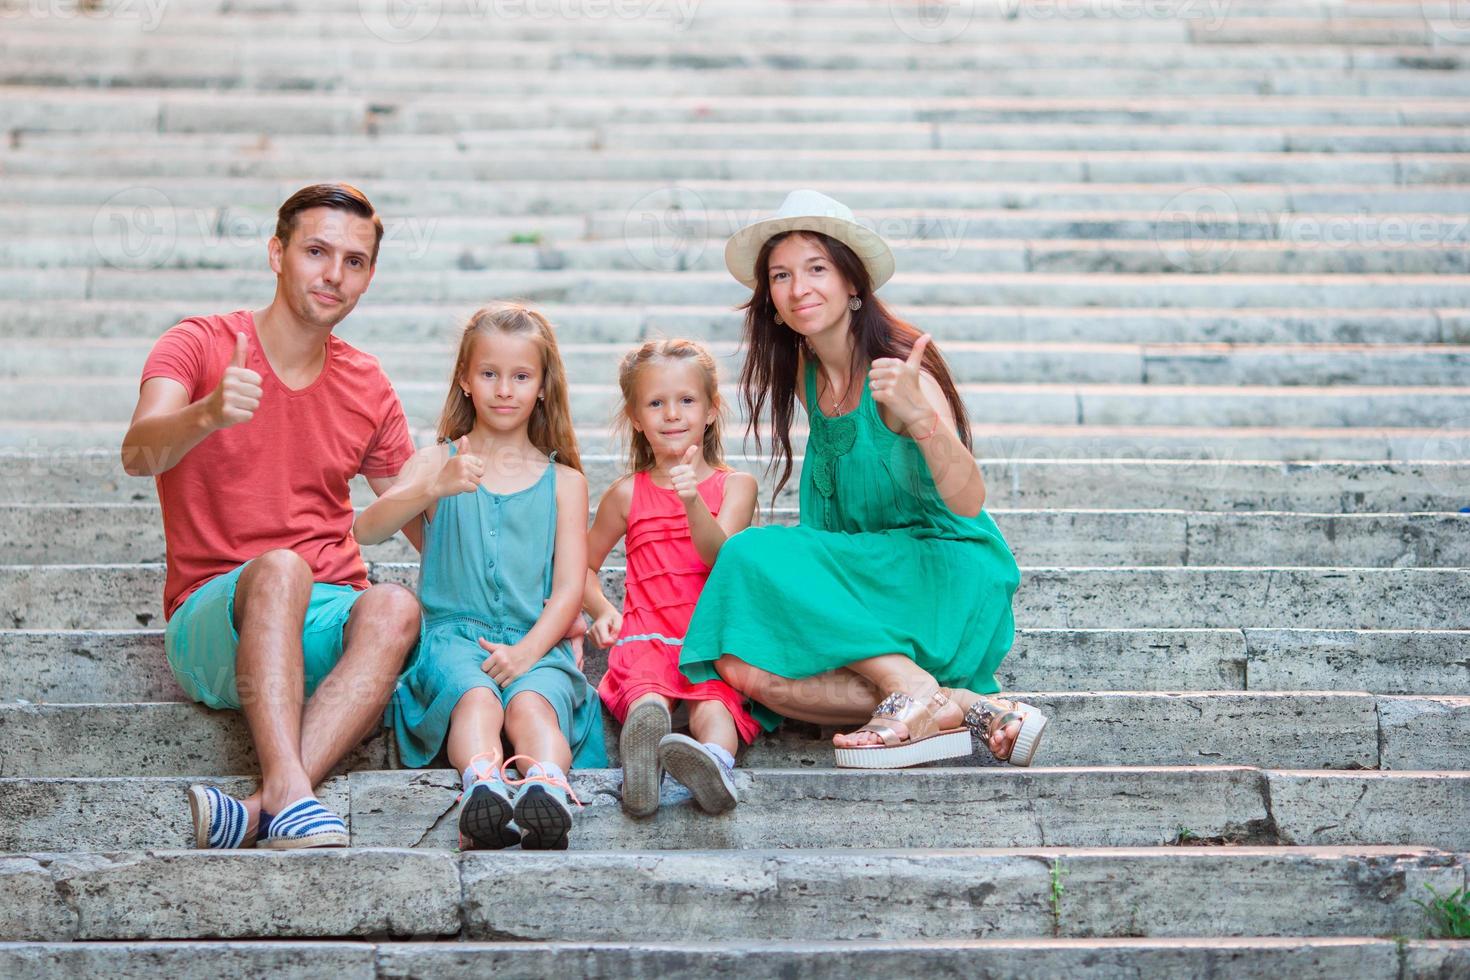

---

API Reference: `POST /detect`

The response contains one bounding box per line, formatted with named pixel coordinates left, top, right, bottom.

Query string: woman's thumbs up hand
left=868, top=333, right=935, bottom=430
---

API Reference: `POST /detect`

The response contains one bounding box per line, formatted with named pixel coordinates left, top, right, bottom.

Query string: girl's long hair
left=613, top=338, right=729, bottom=474
left=435, top=302, right=582, bottom=473
left=738, top=230, right=971, bottom=504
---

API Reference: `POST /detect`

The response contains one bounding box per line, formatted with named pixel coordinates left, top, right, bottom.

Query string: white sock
left=526, top=761, right=567, bottom=784
left=702, top=742, right=736, bottom=771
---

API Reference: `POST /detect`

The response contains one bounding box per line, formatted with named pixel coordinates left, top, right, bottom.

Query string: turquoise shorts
left=164, top=560, right=364, bottom=711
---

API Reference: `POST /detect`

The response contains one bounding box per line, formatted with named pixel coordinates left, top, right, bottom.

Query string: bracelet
left=911, top=413, right=941, bottom=441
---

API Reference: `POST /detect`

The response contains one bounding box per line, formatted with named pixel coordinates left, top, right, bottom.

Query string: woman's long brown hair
left=435, top=302, right=582, bottom=473
left=738, top=230, right=971, bottom=504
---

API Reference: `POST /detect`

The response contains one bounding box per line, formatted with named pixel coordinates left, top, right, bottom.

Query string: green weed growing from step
left=1173, top=826, right=1198, bottom=844
left=509, top=232, right=543, bottom=245
left=1049, top=858, right=1068, bottom=937
left=1416, top=884, right=1470, bottom=939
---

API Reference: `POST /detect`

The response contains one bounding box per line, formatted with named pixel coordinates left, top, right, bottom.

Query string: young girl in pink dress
left=583, top=339, right=760, bottom=817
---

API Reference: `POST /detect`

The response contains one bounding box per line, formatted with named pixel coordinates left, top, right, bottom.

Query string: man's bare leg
left=230, top=549, right=316, bottom=827
left=235, top=573, right=420, bottom=832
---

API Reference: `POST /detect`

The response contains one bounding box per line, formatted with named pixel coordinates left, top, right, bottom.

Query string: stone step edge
left=0, top=937, right=1462, bottom=978
left=0, top=846, right=1463, bottom=943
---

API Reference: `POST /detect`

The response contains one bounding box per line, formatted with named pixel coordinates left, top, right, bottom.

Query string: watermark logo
left=1154, top=186, right=1240, bottom=273
left=888, top=0, right=976, bottom=43
left=0, top=0, right=171, bottom=31
left=622, top=186, right=710, bottom=272
left=1424, top=0, right=1470, bottom=44
left=92, top=187, right=178, bottom=270
left=1417, top=417, right=1470, bottom=501
left=359, top=0, right=442, bottom=42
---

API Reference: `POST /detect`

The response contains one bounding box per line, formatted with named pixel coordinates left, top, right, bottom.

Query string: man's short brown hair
left=275, top=183, right=385, bottom=265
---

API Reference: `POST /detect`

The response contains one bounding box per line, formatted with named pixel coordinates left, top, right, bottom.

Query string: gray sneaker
left=658, top=733, right=738, bottom=815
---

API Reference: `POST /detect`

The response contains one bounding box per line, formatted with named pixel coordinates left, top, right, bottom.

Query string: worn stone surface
left=1377, top=697, right=1470, bottom=771
left=0, top=703, right=389, bottom=777
left=1245, top=629, right=1470, bottom=695
left=462, top=850, right=1054, bottom=941
left=0, top=776, right=349, bottom=852
left=37, top=850, right=460, bottom=941
left=456, top=847, right=1467, bottom=942
left=1054, top=847, right=1467, bottom=938
left=350, top=766, right=1267, bottom=852
left=373, top=938, right=1409, bottom=979
left=0, top=942, right=377, bottom=979
left=1267, top=772, right=1470, bottom=850
left=0, top=938, right=1418, bottom=980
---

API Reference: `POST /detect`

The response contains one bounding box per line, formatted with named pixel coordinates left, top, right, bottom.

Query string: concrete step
left=11, top=63, right=1470, bottom=99
left=6, top=26, right=1462, bottom=67
left=10, top=452, right=1465, bottom=514
left=0, top=938, right=1465, bottom=980
left=17, top=419, right=1470, bottom=461
left=3, top=768, right=1467, bottom=852
left=8, top=90, right=1470, bottom=133
left=18, top=233, right=1470, bottom=277
left=8, top=176, right=1470, bottom=217
left=12, top=202, right=1470, bottom=250
left=4, top=562, right=1467, bottom=631
left=16, top=377, right=1470, bottom=430
left=2, top=692, right=1465, bottom=775
left=22, top=121, right=1470, bottom=152
left=0, top=845, right=1461, bottom=942
left=6, top=626, right=1469, bottom=702
left=5, top=337, right=1469, bottom=389
left=13, top=266, right=1470, bottom=310
left=5, top=9, right=1463, bottom=44
left=10, top=148, right=1470, bottom=187
left=9, top=503, right=1469, bottom=569
left=5, top=301, right=1463, bottom=346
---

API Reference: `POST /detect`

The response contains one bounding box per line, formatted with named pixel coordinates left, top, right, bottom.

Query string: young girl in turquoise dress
left=354, top=303, right=606, bottom=850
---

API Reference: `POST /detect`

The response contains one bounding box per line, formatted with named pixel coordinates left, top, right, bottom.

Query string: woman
left=679, top=189, right=1048, bottom=768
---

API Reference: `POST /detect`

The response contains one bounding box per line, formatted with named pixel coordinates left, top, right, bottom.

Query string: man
left=121, top=183, right=422, bottom=849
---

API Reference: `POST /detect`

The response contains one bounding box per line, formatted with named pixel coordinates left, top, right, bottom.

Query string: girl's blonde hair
left=614, top=338, right=728, bottom=474
left=436, top=302, right=582, bottom=473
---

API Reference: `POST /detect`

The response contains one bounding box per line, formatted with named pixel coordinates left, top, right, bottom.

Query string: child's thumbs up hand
left=669, top=443, right=701, bottom=503
left=206, top=332, right=264, bottom=430
left=869, top=332, right=935, bottom=429
left=431, top=435, right=484, bottom=498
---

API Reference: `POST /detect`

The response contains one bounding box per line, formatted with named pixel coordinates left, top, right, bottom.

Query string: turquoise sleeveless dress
left=388, top=445, right=607, bottom=769
left=680, top=362, right=1022, bottom=731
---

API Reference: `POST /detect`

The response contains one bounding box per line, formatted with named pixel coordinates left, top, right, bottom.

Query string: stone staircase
left=2, top=0, right=1469, bottom=974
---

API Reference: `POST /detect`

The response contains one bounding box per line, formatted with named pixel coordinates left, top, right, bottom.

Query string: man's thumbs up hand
left=206, top=332, right=264, bottom=430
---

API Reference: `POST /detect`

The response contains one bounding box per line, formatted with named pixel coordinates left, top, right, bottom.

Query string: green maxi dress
left=680, top=361, right=1022, bottom=731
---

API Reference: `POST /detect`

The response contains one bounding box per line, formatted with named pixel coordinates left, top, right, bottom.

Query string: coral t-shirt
left=140, top=310, right=416, bottom=619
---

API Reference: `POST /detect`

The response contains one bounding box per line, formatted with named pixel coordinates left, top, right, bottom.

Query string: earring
left=774, top=313, right=783, bottom=325
left=462, top=390, right=469, bottom=398
left=848, top=296, right=862, bottom=311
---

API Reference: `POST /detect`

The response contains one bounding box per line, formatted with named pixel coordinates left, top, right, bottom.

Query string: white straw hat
left=723, top=189, right=895, bottom=292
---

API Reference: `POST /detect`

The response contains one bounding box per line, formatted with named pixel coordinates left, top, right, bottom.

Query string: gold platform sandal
left=832, top=690, right=973, bottom=769
left=962, top=695, right=1049, bottom=767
